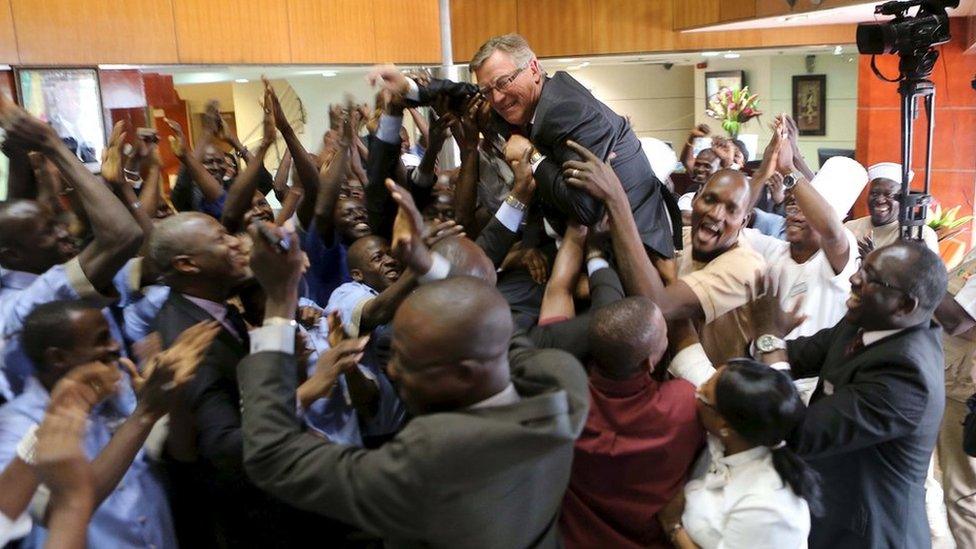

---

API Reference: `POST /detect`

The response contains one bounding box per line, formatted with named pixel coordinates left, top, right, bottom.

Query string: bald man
left=560, top=297, right=705, bottom=548
left=149, top=213, right=329, bottom=547
left=239, top=276, right=590, bottom=547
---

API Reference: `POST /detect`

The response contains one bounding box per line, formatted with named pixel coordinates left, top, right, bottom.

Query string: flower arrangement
left=706, top=86, right=762, bottom=138
left=927, top=203, right=973, bottom=242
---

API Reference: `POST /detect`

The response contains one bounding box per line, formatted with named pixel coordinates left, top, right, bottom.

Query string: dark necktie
left=224, top=304, right=250, bottom=347
left=843, top=329, right=865, bottom=358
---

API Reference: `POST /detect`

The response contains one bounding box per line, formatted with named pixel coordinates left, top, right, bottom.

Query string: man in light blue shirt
left=0, top=301, right=175, bottom=548
left=0, top=107, right=143, bottom=400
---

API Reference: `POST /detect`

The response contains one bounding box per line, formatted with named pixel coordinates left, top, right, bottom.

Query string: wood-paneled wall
left=1, top=0, right=864, bottom=65
left=451, top=0, right=858, bottom=62
left=1, top=0, right=442, bottom=65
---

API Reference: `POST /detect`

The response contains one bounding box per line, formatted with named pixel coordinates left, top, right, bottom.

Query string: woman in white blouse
left=658, top=357, right=820, bottom=548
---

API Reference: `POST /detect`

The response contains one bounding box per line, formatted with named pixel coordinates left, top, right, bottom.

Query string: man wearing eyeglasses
left=746, top=239, right=948, bottom=549
left=844, top=162, right=939, bottom=255
left=369, top=34, right=678, bottom=259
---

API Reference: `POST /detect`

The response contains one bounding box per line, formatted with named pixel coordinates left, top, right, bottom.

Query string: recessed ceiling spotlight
left=235, top=78, right=249, bottom=83
left=834, top=45, right=843, bottom=55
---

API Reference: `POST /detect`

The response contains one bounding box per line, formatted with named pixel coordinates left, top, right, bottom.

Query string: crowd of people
left=0, top=32, right=972, bottom=549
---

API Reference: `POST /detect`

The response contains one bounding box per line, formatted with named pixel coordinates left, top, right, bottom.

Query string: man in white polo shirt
left=743, top=154, right=866, bottom=402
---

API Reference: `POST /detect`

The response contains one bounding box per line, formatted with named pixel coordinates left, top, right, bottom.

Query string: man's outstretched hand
left=562, top=140, right=626, bottom=205
left=248, top=222, right=306, bottom=319
left=386, top=178, right=433, bottom=274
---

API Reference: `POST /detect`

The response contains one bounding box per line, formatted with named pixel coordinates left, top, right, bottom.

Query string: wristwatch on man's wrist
left=782, top=173, right=800, bottom=190
left=756, top=334, right=787, bottom=354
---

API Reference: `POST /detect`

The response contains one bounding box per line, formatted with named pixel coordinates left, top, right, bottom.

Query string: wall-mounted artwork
left=704, top=70, right=744, bottom=110
left=793, top=74, right=827, bottom=136
left=15, top=68, right=106, bottom=165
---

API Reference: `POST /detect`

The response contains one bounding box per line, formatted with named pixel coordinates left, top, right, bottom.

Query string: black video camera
left=857, top=0, right=957, bottom=57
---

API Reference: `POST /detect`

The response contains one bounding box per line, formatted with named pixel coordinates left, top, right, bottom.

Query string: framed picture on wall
left=704, top=70, right=745, bottom=110
left=15, top=67, right=106, bottom=166
left=793, top=74, right=827, bottom=136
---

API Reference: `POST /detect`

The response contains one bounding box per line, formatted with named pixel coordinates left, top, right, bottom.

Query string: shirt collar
left=468, top=383, right=520, bottom=409
left=862, top=328, right=905, bottom=347
left=0, top=267, right=39, bottom=291
left=718, top=444, right=771, bottom=468
left=588, top=368, right=654, bottom=396
left=182, top=294, right=228, bottom=323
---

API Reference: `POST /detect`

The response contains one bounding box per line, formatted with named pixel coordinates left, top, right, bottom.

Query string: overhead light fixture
left=556, top=58, right=575, bottom=63
left=834, top=45, right=843, bottom=55
left=235, top=78, right=249, bottom=83
left=723, top=52, right=740, bottom=59
left=701, top=51, right=720, bottom=57
left=321, top=70, right=338, bottom=77
left=578, top=62, right=590, bottom=68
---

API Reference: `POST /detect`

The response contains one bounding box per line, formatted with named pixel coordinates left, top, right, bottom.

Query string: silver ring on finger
left=572, top=168, right=580, bottom=178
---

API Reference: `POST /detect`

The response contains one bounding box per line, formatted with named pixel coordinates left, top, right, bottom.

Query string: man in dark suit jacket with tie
left=370, top=33, right=677, bottom=258
left=149, top=212, right=338, bottom=547
left=751, top=240, right=948, bottom=549
left=238, top=217, right=590, bottom=548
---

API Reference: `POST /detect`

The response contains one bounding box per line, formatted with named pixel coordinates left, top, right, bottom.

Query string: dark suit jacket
left=786, top=319, right=945, bottom=549
left=365, top=134, right=436, bottom=240
left=239, top=336, right=590, bottom=548
left=414, top=72, right=676, bottom=257
left=156, top=292, right=343, bottom=548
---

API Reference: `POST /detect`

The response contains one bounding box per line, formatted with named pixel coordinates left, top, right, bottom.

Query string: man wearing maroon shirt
left=560, top=296, right=705, bottom=548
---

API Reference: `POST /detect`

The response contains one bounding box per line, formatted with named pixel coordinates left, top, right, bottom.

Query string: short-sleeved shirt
left=844, top=216, right=939, bottom=254
left=302, top=226, right=352, bottom=308
left=943, top=249, right=976, bottom=402
left=676, top=227, right=766, bottom=364
left=325, top=281, right=378, bottom=338
left=743, top=228, right=859, bottom=401
left=0, top=258, right=116, bottom=400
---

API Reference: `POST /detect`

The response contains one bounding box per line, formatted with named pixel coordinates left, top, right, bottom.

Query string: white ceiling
left=687, top=0, right=976, bottom=32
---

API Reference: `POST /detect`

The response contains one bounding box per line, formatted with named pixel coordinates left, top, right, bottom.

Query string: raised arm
left=775, top=130, right=850, bottom=274
left=562, top=140, right=703, bottom=320
left=271, top=149, right=293, bottom=203
left=453, top=97, right=485, bottom=237
left=680, top=124, right=710, bottom=173
left=220, top=96, right=275, bottom=234
left=101, top=122, right=155, bottom=242
left=265, top=79, right=321, bottom=230
left=0, top=97, right=142, bottom=292
left=164, top=118, right=224, bottom=203
left=313, top=106, right=354, bottom=242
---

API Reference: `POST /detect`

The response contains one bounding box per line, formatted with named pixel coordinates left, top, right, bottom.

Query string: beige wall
left=694, top=53, right=859, bottom=166
left=555, top=63, right=696, bottom=149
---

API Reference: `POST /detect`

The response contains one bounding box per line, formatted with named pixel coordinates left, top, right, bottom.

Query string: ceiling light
left=834, top=45, right=843, bottom=55
left=556, top=58, right=575, bottom=63
left=235, top=78, right=249, bottom=83
left=701, top=51, right=720, bottom=57
left=321, top=71, right=338, bottom=77
left=578, top=62, right=590, bottom=68
left=723, top=52, right=741, bottom=59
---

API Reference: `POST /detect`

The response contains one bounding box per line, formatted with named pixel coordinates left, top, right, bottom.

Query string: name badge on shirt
left=823, top=380, right=834, bottom=396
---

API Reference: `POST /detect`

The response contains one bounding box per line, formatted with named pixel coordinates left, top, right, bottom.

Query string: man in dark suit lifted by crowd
left=370, top=33, right=678, bottom=259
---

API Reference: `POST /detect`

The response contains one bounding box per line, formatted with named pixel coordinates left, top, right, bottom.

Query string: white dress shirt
left=682, top=437, right=811, bottom=549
